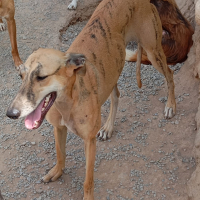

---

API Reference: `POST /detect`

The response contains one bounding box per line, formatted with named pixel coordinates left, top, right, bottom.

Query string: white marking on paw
left=0, top=23, right=5, bottom=31
left=98, top=130, right=107, bottom=141
left=97, top=126, right=113, bottom=141
left=164, top=106, right=174, bottom=119
left=68, top=0, right=78, bottom=10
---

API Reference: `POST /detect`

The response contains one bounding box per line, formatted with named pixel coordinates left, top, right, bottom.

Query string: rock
left=188, top=166, right=200, bottom=200
left=186, top=0, right=200, bottom=199
left=176, top=0, right=195, bottom=26
left=195, top=0, right=200, bottom=25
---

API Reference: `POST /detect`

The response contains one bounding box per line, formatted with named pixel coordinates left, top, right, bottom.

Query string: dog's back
left=67, top=0, right=162, bottom=103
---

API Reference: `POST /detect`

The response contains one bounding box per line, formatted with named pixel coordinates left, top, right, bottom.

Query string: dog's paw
left=68, top=0, right=78, bottom=10
left=164, top=106, right=175, bottom=119
left=0, top=23, right=5, bottom=31
left=42, top=164, right=63, bottom=182
left=97, top=125, right=113, bottom=141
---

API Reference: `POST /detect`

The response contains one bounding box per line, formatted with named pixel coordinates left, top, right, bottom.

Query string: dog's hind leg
left=97, top=84, right=120, bottom=140
left=145, top=47, right=176, bottom=118
left=151, top=53, right=175, bottom=118
left=43, top=125, right=67, bottom=182
left=137, top=4, right=176, bottom=119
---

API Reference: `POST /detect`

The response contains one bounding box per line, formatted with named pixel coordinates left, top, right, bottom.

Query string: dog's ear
left=65, top=53, right=86, bottom=77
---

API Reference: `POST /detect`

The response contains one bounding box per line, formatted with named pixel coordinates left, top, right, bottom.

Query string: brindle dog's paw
left=97, top=126, right=113, bottom=141
left=164, top=106, right=174, bottom=119
left=42, top=164, right=63, bottom=182
left=0, top=23, right=5, bottom=31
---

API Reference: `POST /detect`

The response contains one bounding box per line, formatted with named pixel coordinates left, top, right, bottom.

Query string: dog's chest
left=0, top=7, right=9, bottom=18
left=60, top=117, right=76, bottom=134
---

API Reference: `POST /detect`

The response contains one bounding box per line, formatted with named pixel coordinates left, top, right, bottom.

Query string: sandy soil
left=0, top=0, right=198, bottom=199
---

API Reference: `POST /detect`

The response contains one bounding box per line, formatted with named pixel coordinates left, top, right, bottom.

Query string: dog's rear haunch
left=6, top=0, right=176, bottom=199
left=126, top=0, right=194, bottom=66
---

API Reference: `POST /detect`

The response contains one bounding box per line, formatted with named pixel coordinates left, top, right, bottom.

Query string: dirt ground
left=0, top=0, right=199, bottom=199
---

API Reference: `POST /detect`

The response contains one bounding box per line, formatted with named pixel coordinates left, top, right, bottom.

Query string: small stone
left=31, top=142, right=36, bottom=145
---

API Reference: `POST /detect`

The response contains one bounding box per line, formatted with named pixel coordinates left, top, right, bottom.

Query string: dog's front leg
left=82, top=112, right=101, bottom=200
left=97, top=84, right=120, bottom=140
left=6, top=17, right=23, bottom=68
left=83, top=137, right=96, bottom=200
left=43, top=126, right=67, bottom=182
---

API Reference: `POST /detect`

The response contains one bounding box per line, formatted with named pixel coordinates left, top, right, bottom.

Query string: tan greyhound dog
left=0, top=0, right=23, bottom=68
left=6, top=0, right=176, bottom=199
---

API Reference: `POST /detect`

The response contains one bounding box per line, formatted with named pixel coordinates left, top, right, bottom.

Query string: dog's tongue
left=25, top=100, right=44, bottom=129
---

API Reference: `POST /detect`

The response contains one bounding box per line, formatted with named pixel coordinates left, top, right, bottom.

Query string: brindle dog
left=7, top=0, right=176, bottom=199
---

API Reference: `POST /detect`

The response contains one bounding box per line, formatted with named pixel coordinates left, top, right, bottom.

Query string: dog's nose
left=6, top=108, right=21, bottom=119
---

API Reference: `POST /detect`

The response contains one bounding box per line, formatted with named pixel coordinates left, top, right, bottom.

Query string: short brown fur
left=7, top=0, right=176, bottom=199
left=0, top=0, right=22, bottom=68
left=126, top=0, right=194, bottom=65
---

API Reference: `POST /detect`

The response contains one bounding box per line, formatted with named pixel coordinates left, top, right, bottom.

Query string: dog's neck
left=54, top=70, right=99, bottom=130
left=54, top=75, right=76, bottom=123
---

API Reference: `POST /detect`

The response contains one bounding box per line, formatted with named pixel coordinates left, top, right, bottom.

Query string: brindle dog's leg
left=139, top=5, right=176, bottom=118
left=83, top=137, right=96, bottom=200
left=83, top=113, right=101, bottom=200
left=43, top=125, right=67, bottom=182
left=145, top=48, right=175, bottom=118
left=97, top=84, right=120, bottom=140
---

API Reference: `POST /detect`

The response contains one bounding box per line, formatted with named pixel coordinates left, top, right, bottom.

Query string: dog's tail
left=125, top=45, right=142, bottom=88
left=136, top=44, right=142, bottom=88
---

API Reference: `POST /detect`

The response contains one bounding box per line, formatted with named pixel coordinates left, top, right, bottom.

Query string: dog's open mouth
left=25, top=92, right=57, bottom=130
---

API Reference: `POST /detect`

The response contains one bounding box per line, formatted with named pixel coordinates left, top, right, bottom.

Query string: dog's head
left=7, top=48, right=86, bottom=130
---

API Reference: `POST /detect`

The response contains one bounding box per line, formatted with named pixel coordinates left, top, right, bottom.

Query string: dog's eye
left=37, top=76, right=48, bottom=81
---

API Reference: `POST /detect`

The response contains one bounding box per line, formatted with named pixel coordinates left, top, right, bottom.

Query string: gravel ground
left=0, top=0, right=198, bottom=199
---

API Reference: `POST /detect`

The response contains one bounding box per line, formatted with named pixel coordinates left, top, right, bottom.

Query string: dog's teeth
left=33, top=121, right=38, bottom=127
left=44, top=102, right=48, bottom=107
left=42, top=108, right=45, bottom=111
left=45, top=96, right=50, bottom=102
